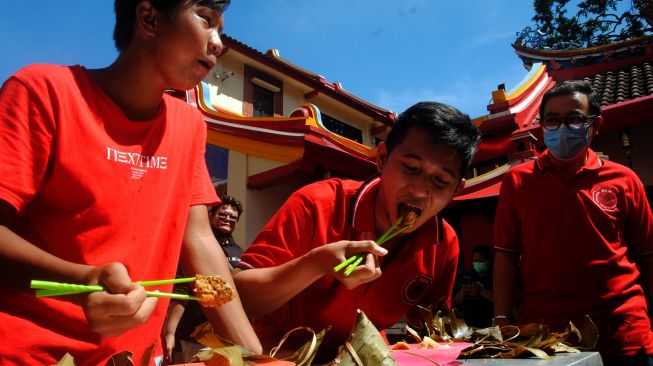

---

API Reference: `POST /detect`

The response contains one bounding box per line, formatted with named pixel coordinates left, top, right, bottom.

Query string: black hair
left=385, top=101, right=479, bottom=178
left=473, top=245, right=493, bottom=262
left=210, top=194, right=243, bottom=219
left=113, top=0, right=230, bottom=51
left=539, top=80, right=602, bottom=119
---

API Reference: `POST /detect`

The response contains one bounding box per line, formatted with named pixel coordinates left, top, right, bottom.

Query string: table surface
left=454, top=352, right=603, bottom=366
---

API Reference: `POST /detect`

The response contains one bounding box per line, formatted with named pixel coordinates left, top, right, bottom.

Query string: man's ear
left=135, top=1, right=159, bottom=36
left=376, top=141, right=388, bottom=173
left=455, top=178, right=466, bottom=195
left=592, top=115, right=604, bottom=137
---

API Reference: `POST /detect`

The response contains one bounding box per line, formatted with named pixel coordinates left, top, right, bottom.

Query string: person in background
left=210, top=195, right=244, bottom=269
left=233, top=101, right=479, bottom=361
left=493, top=80, right=653, bottom=365
left=163, top=194, right=244, bottom=362
left=0, top=1, right=261, bottom=364
left=454, top=245, right=493, bottom=328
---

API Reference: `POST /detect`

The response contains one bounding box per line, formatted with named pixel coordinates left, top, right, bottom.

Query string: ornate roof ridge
left=513, top=35, right=653, bottom=58
left=221, top=33, right=396, bottom=124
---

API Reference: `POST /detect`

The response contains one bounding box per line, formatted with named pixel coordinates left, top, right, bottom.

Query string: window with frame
left=321, top=114, right=363, bottom=143
left=253, top=85, right=274, bottom=117
left=244, top=65, right=282, bottom=117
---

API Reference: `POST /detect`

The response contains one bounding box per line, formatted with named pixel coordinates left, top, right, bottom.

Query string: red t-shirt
left=494, top=149, right=653, bottom=356
left=0, top=64, right=218, bottom=365
left=239, top=177, right=459, bottom=359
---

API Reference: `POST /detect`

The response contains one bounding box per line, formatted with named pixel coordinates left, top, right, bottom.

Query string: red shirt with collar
left=240, top=177, right=459, bottom=358
left=494, top=149, right=653, bottom=356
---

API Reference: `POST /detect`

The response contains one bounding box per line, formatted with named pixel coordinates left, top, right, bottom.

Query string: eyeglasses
left=217, top=212, right=238, bottom=223
left=541, top=114, right=597, bottom=131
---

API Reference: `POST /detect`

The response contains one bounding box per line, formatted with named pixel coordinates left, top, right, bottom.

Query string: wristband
left=492, top=315, right=508, bottom=325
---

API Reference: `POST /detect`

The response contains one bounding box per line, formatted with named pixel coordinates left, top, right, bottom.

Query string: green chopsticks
left=30, top=277, right=200, bottom=300
left=333, top=217, right=411, bottom=276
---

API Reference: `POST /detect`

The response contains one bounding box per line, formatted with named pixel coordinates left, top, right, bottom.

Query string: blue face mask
left=472, top=261, right=489, bottom=273
left=543, top=124, right=590, bottom=160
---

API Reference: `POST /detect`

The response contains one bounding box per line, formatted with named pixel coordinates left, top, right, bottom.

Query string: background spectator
left=163, top=195, right=245, bottom=363
left=454, top=245, right=494, bottom=328
left=209, top=195, right=244, bottom=269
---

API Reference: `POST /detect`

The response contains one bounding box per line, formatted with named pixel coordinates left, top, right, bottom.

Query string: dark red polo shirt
left=494, top=149, right=653, bottom=356
left=240, top=177, right=459, bottom=358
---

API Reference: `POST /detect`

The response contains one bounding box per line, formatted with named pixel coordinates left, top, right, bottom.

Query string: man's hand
left=81, top=262, right=158, bottom=337
left=234, top=237, right=387, bottom=320
left=314, top=239, right=388, bottom=290
left=469, top=282, right=483, bottom=296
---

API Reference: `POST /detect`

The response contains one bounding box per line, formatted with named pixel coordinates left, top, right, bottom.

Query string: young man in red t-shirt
left=493, top=80, right=653, bottom=365
left=234, top=101, right=479, bottom=360
left=0, top=1, right=261, bottom=365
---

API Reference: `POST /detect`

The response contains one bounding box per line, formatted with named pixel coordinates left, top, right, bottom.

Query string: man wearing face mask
left=493, top=80, right=653, bottom=365
left=454, top=245, right=494, bottom=327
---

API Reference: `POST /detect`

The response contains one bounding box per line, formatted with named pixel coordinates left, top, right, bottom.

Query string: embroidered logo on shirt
left=592, top=186, right=618, bottom=211
left=401, top=275, right=432, bottom=305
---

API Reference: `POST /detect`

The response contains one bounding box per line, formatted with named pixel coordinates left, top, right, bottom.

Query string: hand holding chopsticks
left=333, top=216, right=411, bottom=276
left=30, top=277, right=200, bottom=300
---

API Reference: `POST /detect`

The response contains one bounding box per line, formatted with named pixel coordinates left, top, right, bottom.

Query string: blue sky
left=0, top=1, right=538, bottom=118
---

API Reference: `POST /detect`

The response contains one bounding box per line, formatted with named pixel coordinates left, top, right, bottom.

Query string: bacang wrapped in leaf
left=332, top=310, right=397, bottom=366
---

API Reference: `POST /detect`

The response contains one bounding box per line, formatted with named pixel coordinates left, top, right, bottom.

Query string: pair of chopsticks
left=31, top=277, right=200, bottom=300
left=333, top=216, right=411, bottom=276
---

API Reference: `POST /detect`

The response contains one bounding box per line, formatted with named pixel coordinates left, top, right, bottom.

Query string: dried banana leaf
left=332, top=310, right=397, bottom=366
left=411, top=304, right=594, bottom=360
left=579, top=314, right=599, bottom=350
left=423, top=305, right=473, bottom=340
left=432, top=310, right=450, bottom=341
left=446, top=310, right=473, bottom=339
left=193, top=321, right=233, bottom=349
left=194, top=345, right=244, bottom=366
left=54, top=343, right=153, bottom=366
left=286, top=326, right=329, bottom=366
left=494, top=345, right=550, bottom=359
left=472, top=326, right=503, bottom=342
left=53, top=353, right=76, bottom=366
left=405, top=325, right=422, bottom=343
left=104, top=351, right=134, bottom=366
left=414, top=305, right=434, bottom=337
left=521, top=323, right=544, bottom=348
left=501, top=323, right=544, bottom=339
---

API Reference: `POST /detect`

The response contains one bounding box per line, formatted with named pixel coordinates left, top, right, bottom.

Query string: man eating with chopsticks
left=0, top=1, right=261, bottom=364
left=234, top=101, right=479, bottom=361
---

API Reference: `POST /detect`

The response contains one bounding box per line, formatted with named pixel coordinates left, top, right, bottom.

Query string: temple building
left=184, top=34, right=395, bottom=246
left=178, top=33, right=653, bottom=260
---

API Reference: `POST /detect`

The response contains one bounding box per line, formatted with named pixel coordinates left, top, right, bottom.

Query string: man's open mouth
left=397, top=203, right=422, bottom=228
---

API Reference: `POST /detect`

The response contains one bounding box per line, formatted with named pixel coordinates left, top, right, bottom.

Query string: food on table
left=418, top=336, right=445, bottom=349
left=333, top=310, right=398, bottom=365
left=391, top=341, right=412, bottom=350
